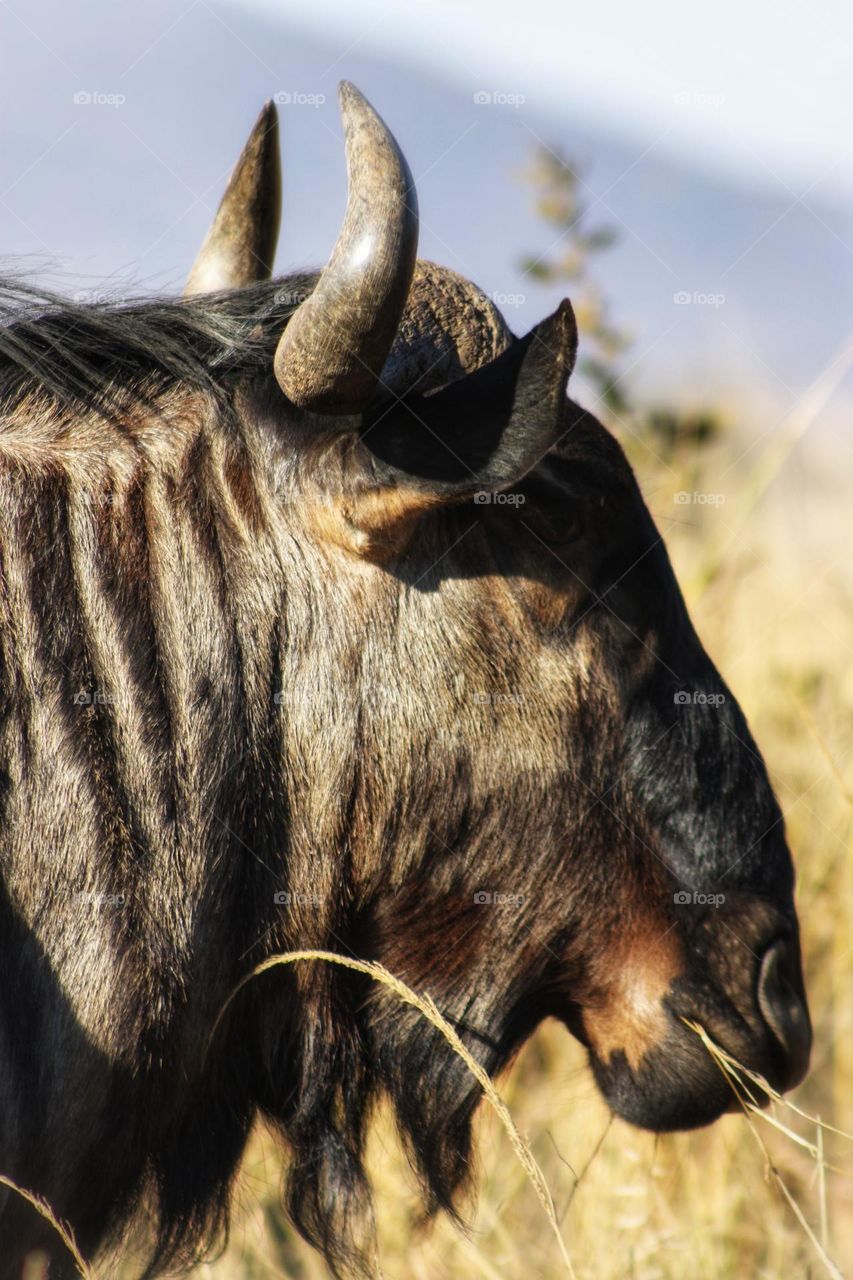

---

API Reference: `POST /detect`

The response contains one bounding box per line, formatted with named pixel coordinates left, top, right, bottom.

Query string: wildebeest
left=0, top=83, right=810, bottom=1277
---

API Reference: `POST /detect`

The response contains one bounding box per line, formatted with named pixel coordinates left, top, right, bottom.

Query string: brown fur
left=0, top=279, right=809, bottom=1279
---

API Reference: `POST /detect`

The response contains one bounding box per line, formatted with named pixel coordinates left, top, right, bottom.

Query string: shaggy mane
left=0, top=275, right=316, bottom=417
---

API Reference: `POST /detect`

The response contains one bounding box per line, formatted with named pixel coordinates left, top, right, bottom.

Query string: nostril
left=757, top=940, right=811, bottom=1088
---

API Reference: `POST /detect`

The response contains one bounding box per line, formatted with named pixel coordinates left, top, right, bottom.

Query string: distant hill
left=1, top=0, right=851, bottom=430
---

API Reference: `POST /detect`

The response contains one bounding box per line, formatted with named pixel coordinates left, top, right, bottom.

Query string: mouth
left=582, top=934, right=812, bottom=1134
left=587, top=1027, right=733, bottom=1132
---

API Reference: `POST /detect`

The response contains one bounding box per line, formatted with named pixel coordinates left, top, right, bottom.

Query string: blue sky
left=238, top=0, right=853, bottom=204
left=1, top=0, right=850, bottom=433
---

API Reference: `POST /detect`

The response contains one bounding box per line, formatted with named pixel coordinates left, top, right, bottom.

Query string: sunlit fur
left=0, top=278, right=806, bottom=1277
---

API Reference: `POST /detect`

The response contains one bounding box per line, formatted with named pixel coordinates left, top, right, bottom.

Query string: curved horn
left=273, top=82, right=419, bottom=415
left=185, top=101, right=281, bottom=296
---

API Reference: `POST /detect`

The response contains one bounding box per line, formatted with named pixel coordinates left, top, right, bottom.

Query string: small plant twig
left=683, top=1018, right=845, bottom=1280
left=214, top=949, right=577, bottom=1279
left=0, top=1174, right=92, bottom=1278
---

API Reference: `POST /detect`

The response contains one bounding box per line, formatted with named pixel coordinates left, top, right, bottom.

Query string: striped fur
left=0, top=278, right=807, bottom=1277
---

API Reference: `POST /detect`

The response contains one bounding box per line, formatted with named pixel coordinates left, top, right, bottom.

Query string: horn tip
left=257, top=99, right=279, bottom=125
left=338, top=80, right=375, bottom=120
left=184, top=99, right=282, bottom=297
left=252, top=99, right=280, bottom=141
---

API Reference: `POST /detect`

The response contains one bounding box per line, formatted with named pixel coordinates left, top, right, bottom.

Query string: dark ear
left=185, top=102, right=281, bottom=295
left=321, top=300, right=577, bottom=557
left=361, top=299, right=577, bottom=495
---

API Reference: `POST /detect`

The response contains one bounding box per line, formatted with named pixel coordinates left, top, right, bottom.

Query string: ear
left=362, top=299, right=576, bottom=489
left=185, top=102, right=281, bottom=295
left=331, top=300, right=577, bottom=555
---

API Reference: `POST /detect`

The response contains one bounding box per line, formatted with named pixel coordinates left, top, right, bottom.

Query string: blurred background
left=2, top=1, right=851, bottom=1277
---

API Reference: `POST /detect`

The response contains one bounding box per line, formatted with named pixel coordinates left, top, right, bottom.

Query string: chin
left=589, top=1040, right=737, bottom=1132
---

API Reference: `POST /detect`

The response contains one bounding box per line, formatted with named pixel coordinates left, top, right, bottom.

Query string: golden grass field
left=21, top=400, right=853, bottom=1280
left=185, top=408, right=852, bottom=1280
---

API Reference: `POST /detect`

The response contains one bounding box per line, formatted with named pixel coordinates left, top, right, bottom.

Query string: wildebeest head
left=181, top=83, right=812, bottom=1262
left=0, top=83, right=810, bottom=1277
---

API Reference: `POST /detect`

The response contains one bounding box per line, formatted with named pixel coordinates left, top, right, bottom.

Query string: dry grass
left=212, top=950, right=576, bottom=1276
left=680, top=1018, right=846, bottom=1280
left=0, top=1176, right=92, bottom=1279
